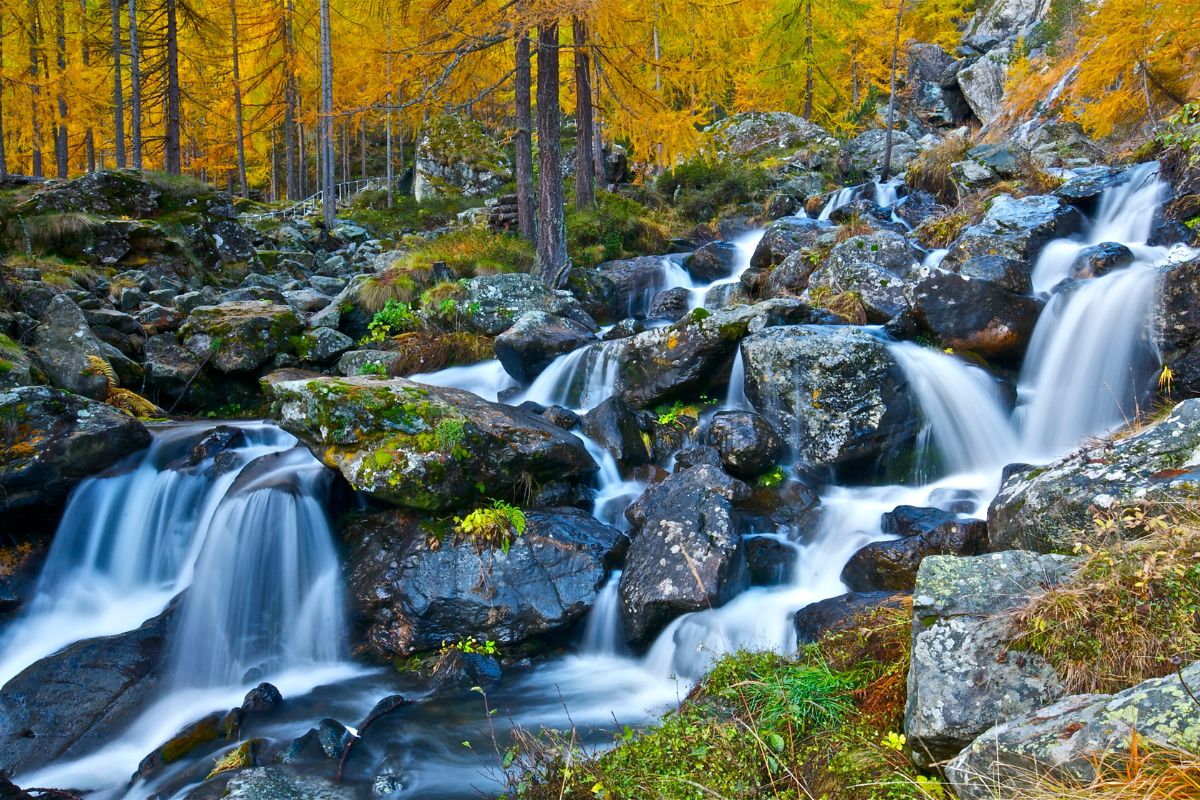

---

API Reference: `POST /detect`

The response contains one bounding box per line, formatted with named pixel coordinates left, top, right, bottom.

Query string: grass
left=655, top=158, right=772, bottom=224
left=344, top=189, right=483, bottom=237
left=913, top=212, right=971, bottom=249
left=500, top=598, right=942, bottom=800
left=378, top=332, right=494, bottom=375
left=905, top=136, right=971, bottom=205
left=1010, top=505, right=1200, bottom=694
left=566, top=191, right=672, bottom=267
left=997, top=736, right=1200, bottom=799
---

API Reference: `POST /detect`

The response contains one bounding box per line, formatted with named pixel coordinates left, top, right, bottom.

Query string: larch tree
left=572, top=15, right=595, bottom=209
left=109, top=0, right=125, bottom=167
left=228, top=0, right=246, bottom=195
left=318, top=0, right=334, bottom=229
left=129, top=0, right=142, bottom=168
left=535, top=21, right=568, bottom=287
left=514, top=28, right=536, bottom=242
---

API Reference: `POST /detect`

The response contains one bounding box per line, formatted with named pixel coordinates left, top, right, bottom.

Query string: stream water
left=4, top=164, right=1182, bottom=798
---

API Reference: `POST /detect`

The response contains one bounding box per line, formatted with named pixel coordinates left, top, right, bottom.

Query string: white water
left=410, top=359, right=518, bottom=402
left=818, top=186, right=856, bottom=220
left=581, top=571, right=627, bottom=656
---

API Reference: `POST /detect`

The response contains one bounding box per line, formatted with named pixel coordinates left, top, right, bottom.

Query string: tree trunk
left=78, top=0, right=94, bottom=171
left=164, top=0, right=181, bottom=173
left=591, top=52, right=603, bottom=188
left=128, top=0, right=142, bottom=168
left=282, top=0, right=298, bottom=199
left=802, top=0, right=813, bottom=121
left=108, top=0, right=125, bottom=167
left=229, top=0, right=247, bottom=196
left=54, top=0, right=68, bottom=178
left=28, top=0, right=44, bottom=177
left=514, top=30, right=536, bottom=243
left=384, top=12, right=393, bottom=207
left=880, top=0, right=904, bottom=182
left=572, top=17, right=595, bottom=210
left=360, top=116, right=366, bottom=181
left=536, top=22, right=568, bottom=288
left=318, top=0, right=335, bottom=230
left=0, top=10, right=7, bottom=179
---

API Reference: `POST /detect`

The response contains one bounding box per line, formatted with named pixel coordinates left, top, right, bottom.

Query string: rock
left=335, top=349, right=404, bottom=377
left=947, top=662, right=1200, bottom=799
left=343, top=507, right=624, bottom=656
left=686, top=241, right=740, bottom=282
left=1054, top=165, right=1123, bottom=206
left=705, top=411, right=783, bottom=478
left=143, top=333, right=211, bottom=408
left=764, top=249, right=820, bottom=298
left=0, top=610, right=169, bottom=775
left=1156, top=252, right=1200, bottom=398
left=494, top=311, right=596, bottom=382
left=802, top=231, right=925, bottom=322
left=745, top=535, right=799, bottom=586
left=841, top=508, right=988, bottom=591
left=413, top=114, right=512, bottom=203
left=268, top=375, right=596, bottom=510
left=648, top=287, right=691, bottom=322
left=241, top=682, right=284, bottom=714
left=967, top=143, right=1020, bottom=177
left=465, top=273, right=595, bottom=336
left=317, top=718, right=350, bottom=758
left=283, top=288, right=332, bottom=314
left=19, top=169, right=161, bottom=217
left=222, top=767, right=355, bottom=800
left=705, top=112, right=841, bottom=171
left=565, top=268, right=620, bottom=324
left=750, top=217, right=830, bottom=269
left=957, top=47, right=1009, bottom=123
left=904, top=551, right=1078, bottom=763
left=794, top=591, right=907, bottom=643
left=135, top=712, right=227, bottom=780
left=847, top=129, right=919, bottom=175
left=0, top=385, right=151, bottom=512
left=135, top=303, right=182, bottom=335
left=1027, top=121, right=1106, bottom=169
left=942, top=194, right=1084, bottom=269
left=951, top=157, right=999, bottom=191
left=619, top=465, right=750, bottom=645
left=613, top=298, right=824, bottom=408
left=989, top=399, right=1200, bottom=553
left=741, top=325, right=918, bottom=470
left=28, top=295, right=112, bottom=399
left=295, top=327, right=354, bottom=364
left=910, top=271, right=1043, bottom=359
left=1070, top=242, right=1134, bottom=279
left=0, top=339, right=36, bottom=391
left=177, top=287, right=220, bottom=315
left=180, top=302, right=302, bottom=373
left=956, top=254, right=1032, bottom=294
left=968, top=0, right=1047, bottom=40
left=582, top=396, right=650, bottom=466
left=597, top=256, right=680, bottom=320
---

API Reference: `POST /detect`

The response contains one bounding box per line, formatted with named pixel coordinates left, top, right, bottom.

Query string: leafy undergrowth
left=343, top=189, right=484, bottom=237
left=1011, top=505, right=1200, bottom=694
left=500, top=598, right=946, bottom=800
left=655, top=158, right=772, bottom=225
left=566, top=191, right=673, bottom=267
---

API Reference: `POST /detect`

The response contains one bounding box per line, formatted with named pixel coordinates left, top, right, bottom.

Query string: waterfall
left=579, top=434, right=646, bottom=531
left=410, top=359, right=519, bottom=402
left=818, top=186, right=857, bottom=221
left=722, top=347, right=750, bottom=411
left=514, top=341, right=623, bottom=412
left=581, top=571, right=627, bottom=656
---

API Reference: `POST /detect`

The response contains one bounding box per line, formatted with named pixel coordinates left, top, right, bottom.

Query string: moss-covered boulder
left=179, top=302, right=303, bottom=373
left=266, top=375, right=596, bottom=510
left=802, top=231, right=926, bottom=323
left=704, top=112, right=841, bottom=173
left=947, top=660, right=1200, bottom=799
left=413, top=114, right=512, bottom=203
left=988, top=399, right=1200, bottom=553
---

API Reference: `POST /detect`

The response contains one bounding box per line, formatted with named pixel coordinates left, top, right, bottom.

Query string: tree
left=0, top=9, right=8, bottom=178
left=109, top=0, right=125, bottom=167
left=128, top=0, right=142, bottom=168
left=536, top=21, right=568, bottom=288
left=318, top=0, right=334, bottom=229
left=572, top=15, right=595, bottom=209
left=163, top=0, right=181, bottom=172
left=228, top=0, right=246, bottom=195
left=514, top=29, right=536, bottom=242
left=28, top=0, right=45, bottom=177
left=54, top=0, right=68, bottom=177
left=880, top=0, right=904, bottom=181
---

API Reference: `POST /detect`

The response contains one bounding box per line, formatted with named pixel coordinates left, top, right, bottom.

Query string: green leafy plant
left=756, top=465, right=788, bottom=488
left=357, top=361, right=388, bottom=377
left=454, top=499, right=527, bottom=554
left=362, top=299, right=417, bottom=344
left=440, top=636, right=499, bottom=657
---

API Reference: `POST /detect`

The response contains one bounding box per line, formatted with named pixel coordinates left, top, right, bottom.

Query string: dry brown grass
left=1000, top=735, right=1200, bottom=800
left=905, top=136, right=971, bottom=204
left=833, top=214, right=877, bottom=243
left=380, top=332, right=494, bottom=375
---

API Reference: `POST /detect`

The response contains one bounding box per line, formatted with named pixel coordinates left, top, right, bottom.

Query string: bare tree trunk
left=54, top=0, right=68, bottom=178
left=514, top=30, right=536, bottom=243
left=108, top=0, right=125, bottom=167
left=591, top=51, right=603, bottom=188
left=851, top=43, right=860, bottom=107
left=164, top=0, right=181, bottom=173
left=282, top=0, right=297, bottom=198
left=28, top=0, right=44, bottom=178
left=229, top=0, right=247, bottom=196
left=128, top=0, right=142, bottom=168
left=318, top=0, right=335, bottom=229
left=360, top=116, right=367, bottom=180
left=880, top=0, right=904, bottom=182
left=536, top=22, right=568, bottom=287
left=78, top=0, right=95, bottom=171
left=384, top=12, right=393, bottom=207
left=0, top=11, right=7, bottom=179
left=802, top=0, right=813, bottom=120
left=572, top=17, right=595, bottom=210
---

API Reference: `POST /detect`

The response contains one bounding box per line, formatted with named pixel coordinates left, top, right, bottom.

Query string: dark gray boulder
left=942, top=194, right=1084, bottom=270
left=794, top=591, right=906, bottom=643
left=841, top=507, right=988, bottom=591
left=705, top=411, right=783, bottom=478
left=686, top=241, right=740, bottom=282
left=910, top=271, right=1043, bottom=360
left=494, top=311, right=596, bottom=382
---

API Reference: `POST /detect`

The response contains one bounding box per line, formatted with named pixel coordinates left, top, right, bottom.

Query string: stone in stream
left=740, top=325, right=919, bottom=471
left=793, top=591, right=908, bottom=644
left=745, top=536, right=798, bottom=586
left=0, top=385, right=151, bottom=513
left=1155, top=248, right=1200, bottom=399
left=1070, top=241, right=1134, bottom=279
left=267, top=374, right=596, bottom=511
left=988, top=398, right=1200, bottom=553
left=582, top=396, right=650, bottom=467
left=179, top=301, right=303, bottom=373
left=801, top=231, right=926, bottom=323
left=941, top=194, right=1084, bottom=270
left=463, top=273, right=595, bottom=337
left=494, top=310, right=596, bottom=382
left=596, top=256, right=678, bottom=319
left=619, top=464, right=751, bottom=646
left=749, top=217, right=830, bottom=269
left=648, top=287, right=692, bottom=322
left=686, top=241, right=740, bottom=282
left=841, top=506, right=989, bottom=591
left=343, top=507, right=624, bottom=656
left=28, top=294, right=113, bottom=400
left=909, top=270, right=1043, bottom=360
left=705, top=410, right=784, bottom=478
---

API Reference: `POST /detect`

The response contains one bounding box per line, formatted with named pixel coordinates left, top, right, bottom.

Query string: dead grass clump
left=906, top=136, right=971, bottom=204
left=380, top=332, right=493, bottom=375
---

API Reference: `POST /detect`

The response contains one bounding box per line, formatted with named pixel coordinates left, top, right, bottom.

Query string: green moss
left=565, top=191, right=673, bottom=267
left=655, top=158, right=771, bottom=223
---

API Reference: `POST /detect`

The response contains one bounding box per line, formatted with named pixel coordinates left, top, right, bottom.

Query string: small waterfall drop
left=581, top=571, right=627, bottom=656
left=818, top=186, right=856, bottom=221
left=516, top=341, right=623, bottom=412
left=410, top=359, right=519, bottom=402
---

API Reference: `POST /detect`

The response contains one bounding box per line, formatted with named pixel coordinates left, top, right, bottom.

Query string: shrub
left=453, top=499, right=526, bottom=554
left=656, top=158, right=771, bottom=223
left=362, top=300, right=417, bottom=343
left=565, top=191, right=671, bottom=267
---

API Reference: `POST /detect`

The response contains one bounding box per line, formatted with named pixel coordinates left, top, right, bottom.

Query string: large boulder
left=794, top=591, right=908, bottom=644
left=343, top=507, right=623, bottom=656
left=847, top=129, right=918, bottom=176
left=705, top=411, right=783, bottom=478
left=841, top=506, right=989, bottom=591
left=494, top=311, right=596, bottom=382
left=802, top=231, right=925, bottom=322
left=957, top=48, right=1009, bottom=124
left=942, top=194, right=1084, bottom=269
left=686, top=241, right=740, bottom=283
left=904, top=551, right=1077, bottom=764
left=413, top=114, right=512, bottom=203
left=179, top=302, right=303, bottom=373
left=464, top=273, right=595, bottom=337
left=613, top=299, right=825, bottom=408
left=910, top=271, right=1043, bottom=359
left=750, top=217, right=830, bottom=269
left=268, top=375, right=596, bottom=510
left=1156, top=250, right=1200, bottom=399
left=0, top=610, right=169, bottom=775
left=704, top=112, right=840, bottom=171
left=28, top=295, right=112, bottom=400
left=947, top=661, right=1200, bottom=799
left=582, top=396, right=650, bottom=466
left=989, top=399, right=1200, bottom=553
left=619, top=465, right=750, bottom=645
left=596, top=256, right=678, bottom=319
left=0, top=386, right=150, bottom=512
left=18, top=169, right=162, bottom=217
left=741, top=325, right=918, bottom=470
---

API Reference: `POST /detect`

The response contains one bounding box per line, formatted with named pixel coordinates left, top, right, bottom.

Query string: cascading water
left=515, top=340, right=623, bottom=412
left=580, top=571, right=627, bottom=656
left=409, top=359, right=518, bottom=402
left=818, top=186, right=857, bottom=220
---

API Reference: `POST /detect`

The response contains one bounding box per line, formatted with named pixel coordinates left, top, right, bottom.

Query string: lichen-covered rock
left=221, top=767, right=354, bottom=800
left=294, top=327, right=354, bottom=364
left=841, top=507, right=989, bottom=591
left=596, top=256, right=681, bottom=320
left=413, top=114, right=512, bottom=203
left=794, top=591, right=907, bottom=644
left=956, top=48, right=1009, bottom=123
left=18, top=169, right=162, bottom=217
left=494, top=311, right=596, bottom=382
left=989, top=399, right=1200, bottom=553
left=343, top=507, right=623, bottom=656
left=0, top=385, right=151, bottom=512
left=847, top=129, right=918, bottom=176
left=28, top=295, right=113, bottom=400
left=741, top=325, right=918, bottom=470
left=704, top=112, right=841, bottom=172
left=1156, top=249, right=1200, bottom=399
left=180, top=302, right=302, bottom=373
left=910, top=270, right=1043, bottom=359
left=802, top=231, right=925, bottom=322
left=619, top=464, right=750, bottom=645
left=947, top=661, right=1200, bottom=799
left=0, top=338, right=36, bottom=392
left=750, top=217, right=831, bottom=269
left=705, top=411, right=783, bottom=478
left=268, top=375, right=596, bottom=510
left=904, top=551, right=1078, bottom=763
left=943, top=194, right=1084, bottom=269
left=464, top=273, right=595, bottom=337
left=612, top=299, right=825, bottom=409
